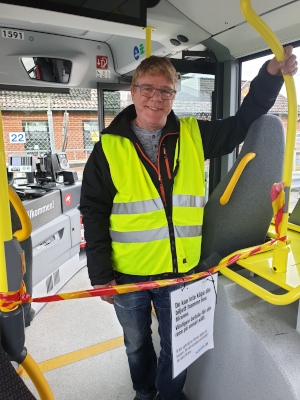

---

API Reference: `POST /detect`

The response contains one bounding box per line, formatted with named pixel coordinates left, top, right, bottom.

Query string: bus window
left=174, top=73, right=214, bottom=121
left=174, top=73, right=214, bottom=199
left=1, top=87, right=137, bottom=182
left=1, top=88, right=102, bottom=181
left=241, top=46, right=300, bottom=213
left=103, top=90, right=132, bottom=129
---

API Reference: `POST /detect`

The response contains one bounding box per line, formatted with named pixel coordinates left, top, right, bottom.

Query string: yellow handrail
left=220, top=152, right=256, bottom=205
left=8, top=185, right=32, bottom=242
left=22, top=353, right=54, bottom=400
left=0, top=109, right=12, bottom=292
left=240, top=0, right=298, bottom=273
left=221, top=266, right=300, bottom=305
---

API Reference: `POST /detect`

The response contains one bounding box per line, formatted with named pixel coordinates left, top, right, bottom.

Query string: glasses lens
left=138, top=85, right=175, bottom=99
left=140, top=86, right=155, bottom=97
left=160, top=89, right=174, bottom=99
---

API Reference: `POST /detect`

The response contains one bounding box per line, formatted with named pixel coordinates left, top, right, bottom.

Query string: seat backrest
left=200, top=114, right=285, bottom=262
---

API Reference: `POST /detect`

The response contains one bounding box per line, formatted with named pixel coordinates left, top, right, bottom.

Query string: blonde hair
left=131, top=56, right=178, bottom=88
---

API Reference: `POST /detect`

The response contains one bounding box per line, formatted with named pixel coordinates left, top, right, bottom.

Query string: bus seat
left=200, top=114, right=285, bottom=264
left=34, top=57, right=55, bottom=81
left=0, top=342, right=37, bottom=399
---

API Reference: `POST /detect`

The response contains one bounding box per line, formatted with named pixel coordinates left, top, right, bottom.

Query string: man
left=80, top=47, right=297, bottom=400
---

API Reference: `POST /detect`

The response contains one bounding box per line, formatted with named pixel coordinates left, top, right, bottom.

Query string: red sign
left=64, top=193, right=72, bottom=206
left=96, top=56, right=108, bottom=70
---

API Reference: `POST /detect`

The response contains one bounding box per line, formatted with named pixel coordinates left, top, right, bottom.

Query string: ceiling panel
left=212, top=1, right=300, bottom=58
left=168, top=0, right=296, bottom=35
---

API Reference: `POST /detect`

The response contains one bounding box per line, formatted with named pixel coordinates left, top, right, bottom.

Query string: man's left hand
left=267, top=45, right=298, bottom=76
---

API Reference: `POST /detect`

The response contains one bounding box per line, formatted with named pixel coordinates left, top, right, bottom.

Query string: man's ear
left=130, top=85, right=135, bottom=98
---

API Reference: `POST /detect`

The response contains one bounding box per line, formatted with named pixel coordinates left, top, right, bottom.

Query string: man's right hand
left=94, top=279, right=117, bottom=304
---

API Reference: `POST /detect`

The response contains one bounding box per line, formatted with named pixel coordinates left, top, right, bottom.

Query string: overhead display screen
left=2, top=0, right=147, bottom=27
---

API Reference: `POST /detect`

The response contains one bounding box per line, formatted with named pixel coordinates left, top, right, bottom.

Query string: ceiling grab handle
left=240, top=0, right=298, bottom=273
left=143, top=26, right=156, bottom=58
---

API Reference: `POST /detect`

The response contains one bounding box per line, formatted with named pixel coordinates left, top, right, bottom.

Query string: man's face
left=131, top=74, right=175, bottom=132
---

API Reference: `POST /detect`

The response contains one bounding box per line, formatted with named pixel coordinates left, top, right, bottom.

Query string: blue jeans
left=113, top=273, right=187, bottom=400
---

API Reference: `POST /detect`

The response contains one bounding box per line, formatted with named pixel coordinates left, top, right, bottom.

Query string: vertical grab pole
left=240, top=0, right=298, bottom=273
left=143, top=26, right=156, bottom=58
left=0, top=108, right=13, bottom=293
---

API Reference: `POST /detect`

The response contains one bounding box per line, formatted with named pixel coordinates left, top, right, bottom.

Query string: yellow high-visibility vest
left=101, top=117, right=205, bottom=275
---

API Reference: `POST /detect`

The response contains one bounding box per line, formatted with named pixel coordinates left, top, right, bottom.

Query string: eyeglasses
left=133, top=84, right=176, bottom=100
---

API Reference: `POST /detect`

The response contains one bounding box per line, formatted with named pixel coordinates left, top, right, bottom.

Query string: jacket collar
left=101, top=104, right=180, bottom=140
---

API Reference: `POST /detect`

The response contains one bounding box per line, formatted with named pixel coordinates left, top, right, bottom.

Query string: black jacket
left=80, top=62, right=283, bottom=285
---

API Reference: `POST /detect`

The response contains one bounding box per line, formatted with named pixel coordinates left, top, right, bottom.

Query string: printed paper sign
left=91, top=130, right=99, bottom=142
left=170, top=274, right=218, bottom=378
left=96, top=69, right=111, bottom=79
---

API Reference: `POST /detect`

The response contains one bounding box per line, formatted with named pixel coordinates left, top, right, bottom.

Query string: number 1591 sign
left=9, top=132, right=26, bottom=143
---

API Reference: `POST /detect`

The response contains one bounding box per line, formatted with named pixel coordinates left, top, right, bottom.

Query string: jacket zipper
left=162, top=145, right=172, bottom=179
left=136, top=133, right=179, bottom=273
left=135, top=142, right=167, bottom=205
left=135, top=132, right=177, bottom=206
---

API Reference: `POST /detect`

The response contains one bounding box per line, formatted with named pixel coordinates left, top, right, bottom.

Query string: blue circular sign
left=133, top=46, right=140, bottom=61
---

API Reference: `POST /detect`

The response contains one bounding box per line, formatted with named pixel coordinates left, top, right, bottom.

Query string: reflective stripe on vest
left=111, top=195, right=205, bottom=215
left=110, top=223, right=202, bottom=243
left=101, top=116, right=205, bottom=275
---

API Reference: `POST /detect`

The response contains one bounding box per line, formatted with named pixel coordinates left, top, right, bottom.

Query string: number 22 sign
left=9, top=132, right=26, bottom=143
